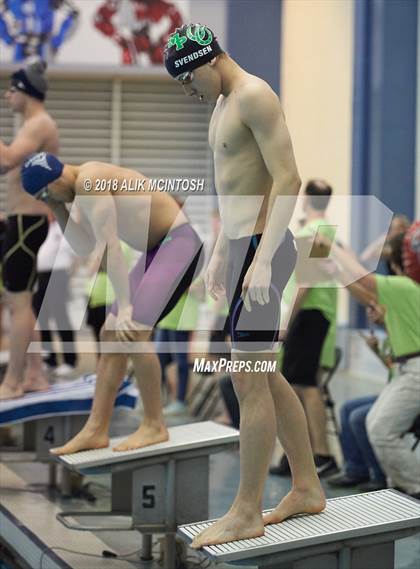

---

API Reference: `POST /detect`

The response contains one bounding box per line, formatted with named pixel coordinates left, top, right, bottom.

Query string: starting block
left=54, top=421, right=239, bottom=569
left=179, top=489, right=420, bottom=569
left=0, top=374, right=138, bottom=490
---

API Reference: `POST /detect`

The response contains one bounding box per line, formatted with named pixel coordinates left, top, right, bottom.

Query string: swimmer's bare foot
left=263, top=486, right=326, bottom=526
left=113, top=422, right=169, bottom=452
left=50, top=427, right=109, bottom=455
left=191, top=509, right=264, bottom=549
left=0, top=382, right=24, bottom=400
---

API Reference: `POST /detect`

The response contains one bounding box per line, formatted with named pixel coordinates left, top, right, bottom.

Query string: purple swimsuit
left=111, top=223, right=203, bottom=326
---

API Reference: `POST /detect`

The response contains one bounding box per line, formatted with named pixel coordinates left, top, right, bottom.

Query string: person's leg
left=33, top=271, right=57, bottom=367
left=57, top=330, right=77, bottom=368
left=219, top=375, right=240, bottom=428
left=0, top=291, right=48, bottom=398
left=275, top=309, right=331, bottom=476
left=349, top=401, right=386, bottom=483
left=327, top=398, right=376, bottom=488
left=109, top=225, right=203, bottom=449
left=0, top=299, right=3, bottom=352
left=192, top=352, right=325, bottom=549
left=87, top=304, right=107, bottom=360
left=52, top=271, right=77, bottom=368
left=41, top=330, right=57, bottom=368
left=24, top=328, right=50, bottom=391
left=263, top=367, right=325, bottom=522
left=192, top=357, right=276, bottom=548
left=113, top=325, right=169, bottom=452
left=340, top=397, right=374, bottom=477
left=25, top=272, right=56, bottom=386
left=50, top=318, right=128, bottom=454
left=283, top=309, right=330, bottom=457
left=154, top=328, right=172, bottom=387
left=367, top=361, right=420, bottom=494
left=300, top=385, right=329, bottom=456
left=172, top=330, right=190, bottom=402
left=1, top=215, right=49, bottom=397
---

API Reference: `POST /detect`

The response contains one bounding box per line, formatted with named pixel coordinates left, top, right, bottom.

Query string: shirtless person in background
left=165, top=24, right=325, bottom=547
left=0, top=61, right=58, bottom=399
left=20, top=154, right=203, bottom=452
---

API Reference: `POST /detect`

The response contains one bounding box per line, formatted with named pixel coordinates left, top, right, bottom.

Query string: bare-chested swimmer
left=165, top=24, right=325, bottom=548
left=0, top=61, right=57, bottom=399
left=21, top=153, right=203, bottom=453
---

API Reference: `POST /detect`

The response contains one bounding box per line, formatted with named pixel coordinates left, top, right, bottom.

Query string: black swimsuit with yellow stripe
left=1, top=215, right=49, bottom=292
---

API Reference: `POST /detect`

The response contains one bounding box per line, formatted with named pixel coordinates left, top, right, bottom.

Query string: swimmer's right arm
left=0, top=119, right=44, bottom=174
left=47, top=200, right=97, bottom=257
left=205, top=231, right=228, bottom=300
left=212, top=230, right=228, bottom=258
left=76, top=191, right=131, bottom=311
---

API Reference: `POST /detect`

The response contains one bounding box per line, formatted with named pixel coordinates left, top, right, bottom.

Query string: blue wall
left=352, top=0, right=417, bottom=223
left=227, top=0, right=282, bottom=94
left=351, top=0, right=418, bottom=326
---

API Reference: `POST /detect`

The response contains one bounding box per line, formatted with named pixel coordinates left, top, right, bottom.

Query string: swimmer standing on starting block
left=0, top=61, right=58, bottom=399
left=21, top=154, right=203, bottom=452
left=165, top=24, right=325, bottom=548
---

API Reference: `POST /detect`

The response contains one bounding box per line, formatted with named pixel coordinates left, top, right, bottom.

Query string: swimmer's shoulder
left=20, top=109, right=58, bottom=140
left=235, top=77, right=284, bottom=119
left=78, top=161, right=105, bottom=176
left=74, top=161, right=106, bottom=193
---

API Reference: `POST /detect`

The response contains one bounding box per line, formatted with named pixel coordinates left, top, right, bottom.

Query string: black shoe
left=44, top=353, right=57, bottom=368
left=314, top=455, right=339, bottom=477
left=327, top=472, right=370, bottom=488
left=269, top=454, right=291, bottom=476
left=358, top=480, right=387, bottom=492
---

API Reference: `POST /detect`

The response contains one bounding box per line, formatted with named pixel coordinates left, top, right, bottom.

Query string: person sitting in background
left=271, top=180, right=338, bottom=478
left=327, top=302, right=390, bottom=491
left=155, top=279, right=204, bottom=417
left=317, top=223, right=420, bottom=498
left=33, top=219, right=78, bottom=377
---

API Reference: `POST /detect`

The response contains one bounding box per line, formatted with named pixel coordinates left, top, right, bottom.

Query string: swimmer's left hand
left=116, top=305, right=138, bottom=342
left=241, top=260, right=271, bottom=312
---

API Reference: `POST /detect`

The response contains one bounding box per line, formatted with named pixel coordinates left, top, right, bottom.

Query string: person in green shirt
left=316, top=225, right=420, bottom=497
left=272, top=180, right=339, bottom=478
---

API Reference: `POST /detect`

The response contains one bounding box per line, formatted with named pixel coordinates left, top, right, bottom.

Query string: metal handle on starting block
left=56, top=510, right=134, bottom=531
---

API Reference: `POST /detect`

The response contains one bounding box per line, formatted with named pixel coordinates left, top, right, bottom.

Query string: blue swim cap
left=21, top=153, right=64, bottom=196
